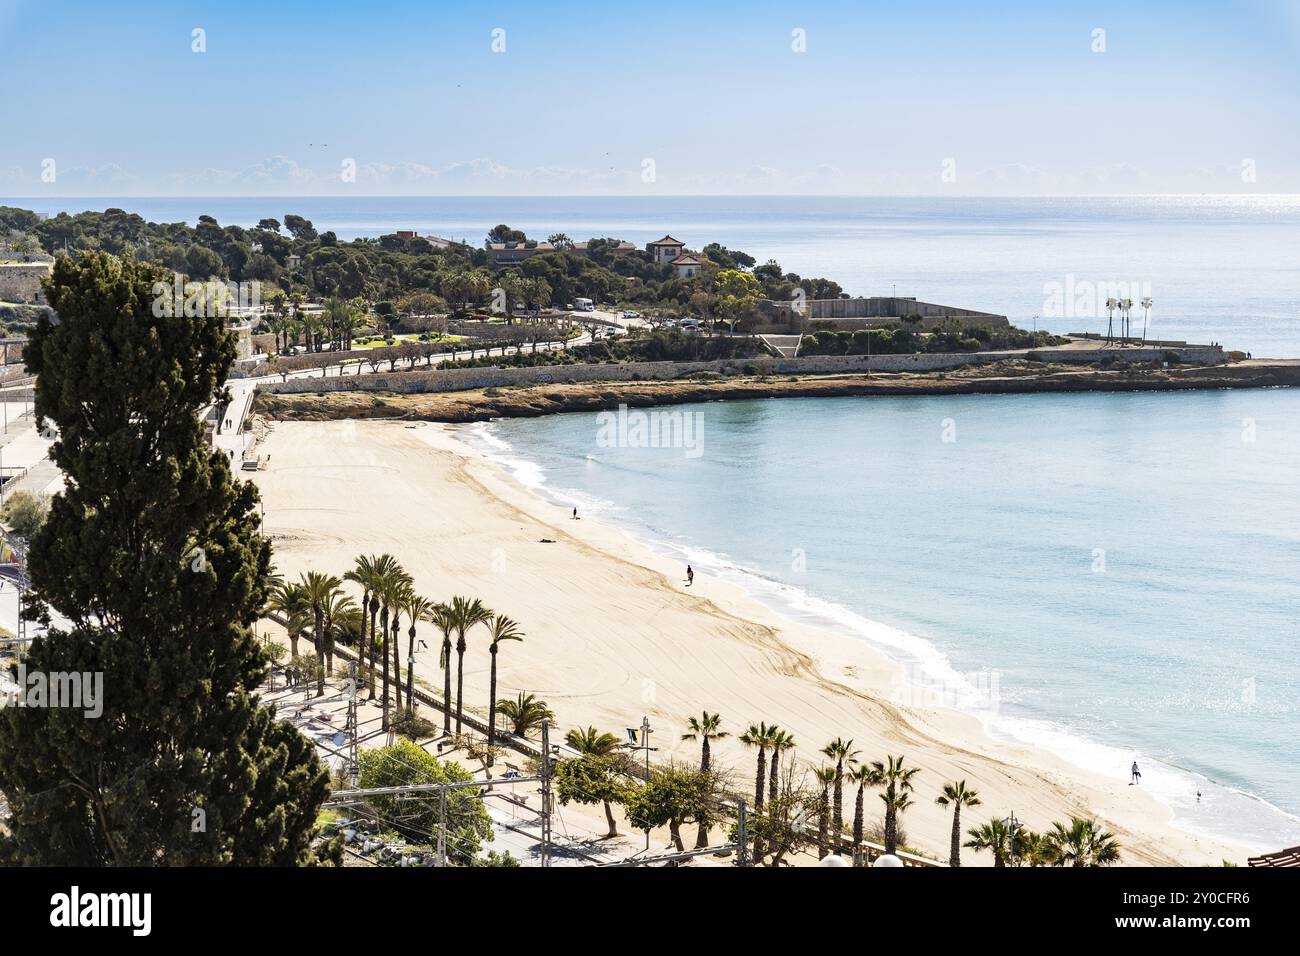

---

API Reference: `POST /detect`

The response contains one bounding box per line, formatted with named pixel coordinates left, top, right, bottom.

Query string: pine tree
left=0, top=252, right=338, bottom=864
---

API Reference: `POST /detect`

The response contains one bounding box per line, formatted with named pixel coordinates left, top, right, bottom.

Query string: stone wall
left=260, top=346, right=1226, bottom=396
left=0, top=264, right=51, bottom=305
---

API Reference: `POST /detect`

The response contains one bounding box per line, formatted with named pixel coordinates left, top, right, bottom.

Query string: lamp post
left=1003, top=811, right=1021, bottom=868
left=624, top=715, right=657, bottom=850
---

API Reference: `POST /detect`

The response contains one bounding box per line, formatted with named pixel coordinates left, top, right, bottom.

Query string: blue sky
left=2, top=0, right=1297, bottom=195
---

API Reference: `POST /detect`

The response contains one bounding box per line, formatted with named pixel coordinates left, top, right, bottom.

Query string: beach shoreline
left=251, top=417, right=1269, bottom=865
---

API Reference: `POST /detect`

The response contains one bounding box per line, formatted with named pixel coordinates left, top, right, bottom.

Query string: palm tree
left=485, top=614, right=524, bottom=764
left=964, top=819, right=1011, bottom=867
left=344, top=554, right=384, bottom=697
left=768, top=730, right=794, bottom=804
left=429, top=603, right=457, bottom=734
left=813, top=766, right=836, bottom=860
left=1140, top=295, right=1153, bottom=344
left=682, top=712, right=727, bottom=848
left=848, top=761, right=885, bottom=863
left=374, top=561, right=412, bottom=729
left=386, top=580, right=413, bottom=715
left=449, top=595, right=493, bottom=734
left=820, top=737, right=859, bottom=855
left=935, top=780, right=982, bottom=867
left=267, top=580, right=311, bottom=658
left=496, top=692, right=554, bottom=738
left=874, top=754, right=919, bottom=855
left=565, top=726, right=623, bottom=838
left=300, top=571, right=343, bottom=696
left=1105, top=297, right=1118, bottom=344
left=739, top=723, right=778, bottom=861
left=1043, top=817, right=1122, bottom=867
left=739, top=723, right=778, bottom=814
left=401, top=593, right=436, bottom=718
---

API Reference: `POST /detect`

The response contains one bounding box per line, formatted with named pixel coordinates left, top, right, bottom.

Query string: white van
left=574, top=298, right=594, bottom=312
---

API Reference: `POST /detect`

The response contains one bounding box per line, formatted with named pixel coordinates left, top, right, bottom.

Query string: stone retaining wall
left=259, top=346, right=1225, bottom=397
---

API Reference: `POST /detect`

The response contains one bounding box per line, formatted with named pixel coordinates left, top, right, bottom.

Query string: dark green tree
left=0, top=252, right=337, bottom=865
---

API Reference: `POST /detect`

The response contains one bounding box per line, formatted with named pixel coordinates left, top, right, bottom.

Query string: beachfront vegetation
left=496, top=691, right=555, bottom=739
left=0, top=490, right=47, bottom=540
left=0, top=252, right=337, bottom=865
left=0, top=205, right=850, bottom=331
left=357, top=741, right=493, bottom=865
left=797, top=325, right=1067, bottom=356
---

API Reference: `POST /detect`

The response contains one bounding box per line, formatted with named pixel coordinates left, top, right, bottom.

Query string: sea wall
left=260, top=346, right=1226, bottom=396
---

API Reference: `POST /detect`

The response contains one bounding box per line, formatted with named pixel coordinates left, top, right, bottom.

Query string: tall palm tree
left=300, top=571, right=343, bottom=696
left=813, top=766, right=836, bottom=860
left=401, top=593, right=436, bottom=718
left=1043, top=817, right=1122, bottom=867
left=739, top=723, right=778, bottom=814
left=373, top=561, right=411, bottom=729
left=768, top=729, right=794, bottom=804
left=1140, top=295, right=1153, bottom=344
left=681, top=712, right=727, bottom=773
left=1105, top=296, right=1118, bottom=344
left=449, top=595, right=493, bottom=734
left=739, top=722, right=778, bottom=862
left=873, top=754, right=920, bottom=855
left=935, top=780, right=982, bottom=867
left=496, top=692, right=553, bottom=738
left=964, top=819, right=1011, bottom=867
left=344, top=554, right=384, bottom=696
left=849, top=761, right=885, bottom=864
left=321, top=588, right=355, bottom=674
left=820, top=737, right=859, bottom=855
left=485, top=613, right=524, bottom=763
left=682, top=712, right=727, bottom=848
left=386, top=579, right=413, bottom=716
left=429, top=603, right=457, bottom=734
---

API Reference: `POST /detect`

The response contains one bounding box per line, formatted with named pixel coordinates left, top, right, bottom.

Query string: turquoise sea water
left=8, top=194, right=1300, bottom=357
left=474, top=389, right=1300, bottom=849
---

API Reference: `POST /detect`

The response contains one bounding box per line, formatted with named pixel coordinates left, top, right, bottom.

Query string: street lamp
left=1003, top=811, right=1021, bottom=868
left=872, top=853, right=905, bottom=868
left=624, top=715, right=657, bottom=850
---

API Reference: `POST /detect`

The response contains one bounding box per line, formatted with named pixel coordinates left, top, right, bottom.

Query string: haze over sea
left=8, top=194, right=1300, bottom=357
left=12, top=193, right=1299, bottom=847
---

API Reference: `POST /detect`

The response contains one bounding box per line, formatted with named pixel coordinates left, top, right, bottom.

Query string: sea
left=10, top=194, right=1299, bottom=849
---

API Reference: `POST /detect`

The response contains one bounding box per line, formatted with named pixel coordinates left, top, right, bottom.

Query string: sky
left=1, top=0, right=1298, bottom=196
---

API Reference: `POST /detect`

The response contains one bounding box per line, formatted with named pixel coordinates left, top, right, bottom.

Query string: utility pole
left=736, top=799, right=749, bottom=867
left=437, top=789, right=447, bottom=867
left=345, top=662, right=359, bottom=789
left=539, top=720, right=553, bottom=869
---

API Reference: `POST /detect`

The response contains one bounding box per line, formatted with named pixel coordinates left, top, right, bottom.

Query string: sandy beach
left=251, top=418, right=1257, bottom=866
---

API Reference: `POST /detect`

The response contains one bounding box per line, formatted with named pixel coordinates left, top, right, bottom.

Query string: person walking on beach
left=686, top=565, right=694, bottom=587
left=1130, top=761, right=1141, bottom=785
left=572, top=507, right=578, bottom=520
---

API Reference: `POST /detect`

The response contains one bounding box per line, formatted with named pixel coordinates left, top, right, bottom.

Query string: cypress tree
left=0, top=252, right=338, bottom=864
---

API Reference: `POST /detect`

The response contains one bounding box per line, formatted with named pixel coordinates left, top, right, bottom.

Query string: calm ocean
left=8, top=194, right=1300, bottom=357
left=474, top=389, right=1300, bottom=851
